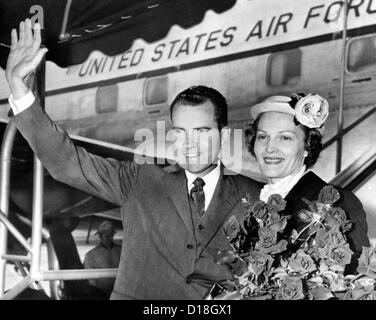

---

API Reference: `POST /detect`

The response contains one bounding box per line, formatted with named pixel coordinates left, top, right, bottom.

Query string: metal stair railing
left=330, top=144, right=376, bottom=191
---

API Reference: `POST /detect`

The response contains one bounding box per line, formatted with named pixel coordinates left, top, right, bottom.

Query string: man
left=84, top=221, right=122, bottom=299
left=5, top=19, right=262, bottom=299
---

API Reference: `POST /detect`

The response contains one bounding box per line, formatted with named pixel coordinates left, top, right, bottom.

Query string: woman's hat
left=251, top=96, right=295, bottom=120
left=250, top=93, right=329, bottom=130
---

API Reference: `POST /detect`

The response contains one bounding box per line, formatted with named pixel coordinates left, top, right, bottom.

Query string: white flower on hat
left=294, top=94, right=329, bottom=129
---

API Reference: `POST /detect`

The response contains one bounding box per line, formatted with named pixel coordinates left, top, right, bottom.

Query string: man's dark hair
left=245, top=115, right=323, bottom=169
left=170, top=85, right=228, bottom=130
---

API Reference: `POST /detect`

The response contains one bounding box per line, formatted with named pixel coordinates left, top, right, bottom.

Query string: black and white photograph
left=0, top=0, right=375, bottom=305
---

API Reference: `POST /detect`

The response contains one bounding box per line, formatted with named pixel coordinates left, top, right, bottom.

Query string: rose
left=251, top=200, right=267, bottom=220
left=357, top=246, right=376, bottom=279
left=319, top=245, right=352, bottom=272
left=329, top=245, right=353, bottom=267
left=223, top=215, right=240, bottom=240
left=318, top=243, right=352, bottom=271
left=331, top=207, right=346, bottom=222
left=289, top=249, right=317, bottom=274
left=327, top=227, right=347, bottom=246
left=331, top=207, right=352, bottom=232
left=257, top=227, right=277, bottom=250
left=266, top=194, right=287, bottom=212
left=257, top=227, right=287, bottom=254
left=331, top=246, right=352, bottom=266
left=324, top=213, right=340, bottom=230
left=325, top=207, right=351, bottom=232
left=324, top=212, right=341, bottom=229
left=343, top=285, right=376, bottom=300
left=318, top=185, right=340, bottom=205
left=267, top=212, right=290, bottom=233
left=268, top=211, right=280, bottom=223
left=294, top=93, right=329, bottom=128
left=321, top=271, right=347, bottom=292
left=246, top=251, right=274, bottom=276
left=268, top=216, right=289, bottom=233
left=276, top=276, right=305, bottom=300
left=349, top=278, right=376, bottom=299
left=356, top=277, right=376, bottom=287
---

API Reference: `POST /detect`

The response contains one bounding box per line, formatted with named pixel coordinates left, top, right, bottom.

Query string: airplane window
left=267, top=48, right=302, bottom=86
left=96, top=84, right=118, bottom=113
left=348, top=36, right=376, bottom=73
left=145, top=76, right=168, bottom=105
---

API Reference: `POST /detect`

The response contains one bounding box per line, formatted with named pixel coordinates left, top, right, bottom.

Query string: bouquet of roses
left=206, top=185, right=376, bottom=300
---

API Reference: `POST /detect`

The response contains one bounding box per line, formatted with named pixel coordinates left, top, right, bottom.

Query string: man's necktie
left=190, top=177, right=205, bottom=216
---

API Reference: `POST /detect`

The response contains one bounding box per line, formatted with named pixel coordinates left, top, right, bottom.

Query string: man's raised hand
left=5, top=19, right=48, bottom=99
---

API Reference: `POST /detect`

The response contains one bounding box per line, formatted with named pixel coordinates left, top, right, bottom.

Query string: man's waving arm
left=5, top=19, right=139, bottom=206
left=5, top=19, right=47, bottom=102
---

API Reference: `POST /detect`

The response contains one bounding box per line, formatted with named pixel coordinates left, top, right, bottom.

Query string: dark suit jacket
left=281, top=171, right=370, bottom=274
left=12, top=102, right=262, bottom=299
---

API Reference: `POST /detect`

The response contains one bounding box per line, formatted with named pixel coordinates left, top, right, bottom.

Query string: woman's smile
left=263, top=157, right=284, bottom=164
left=185, top=152, right=200, bottom=159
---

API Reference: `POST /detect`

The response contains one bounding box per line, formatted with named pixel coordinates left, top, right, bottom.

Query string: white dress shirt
left=185, top=163, right=221, bottom=211
left=259, top=165, right=308, bottom=202
left=8, top=91, right=36, bottom=115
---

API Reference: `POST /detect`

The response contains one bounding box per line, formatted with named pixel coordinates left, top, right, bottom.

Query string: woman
left=246, top=93, right=370, bottom=274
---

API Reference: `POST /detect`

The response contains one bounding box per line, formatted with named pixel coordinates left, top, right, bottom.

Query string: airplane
left=1, top=0, right=375, bottom=169
left=0, top=0, right=375, bottom=298
left=1, top=0, right=375, bottom=176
